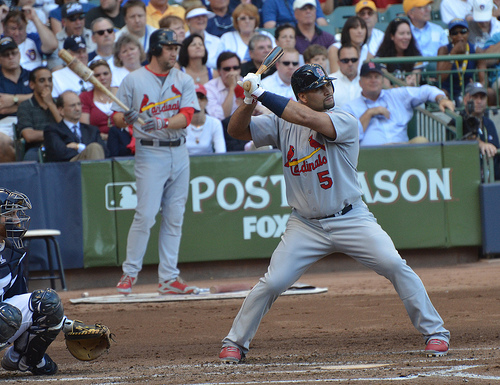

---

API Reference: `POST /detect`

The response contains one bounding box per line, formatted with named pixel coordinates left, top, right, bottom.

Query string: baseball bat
left=243, top=46, right=284, bottom=91
left=58, top=49, right=145, bottom=125
left=209, top=283, right=253, bottom=294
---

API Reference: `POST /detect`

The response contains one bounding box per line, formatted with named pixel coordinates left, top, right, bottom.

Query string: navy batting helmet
left=291, top=64, right=336, bottom=98
left=148, top=29, right=182, bottom=57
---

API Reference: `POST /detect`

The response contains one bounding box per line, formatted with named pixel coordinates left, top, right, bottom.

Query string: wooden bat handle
left=242, top=66, right=266, bottom=92
left=58, top=49, right=145, bottom=125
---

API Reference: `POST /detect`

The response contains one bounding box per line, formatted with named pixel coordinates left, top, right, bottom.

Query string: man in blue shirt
left=342, top=62, right=455, bottom=146
left=0, top=37, right=32, bottom=122
left=262, top=0, right=327, bottom=28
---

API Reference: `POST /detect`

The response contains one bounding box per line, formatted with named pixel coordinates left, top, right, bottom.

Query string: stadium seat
left=328, top=6, right=356, bottom=34
left=384, top=4, right=405, bottom=20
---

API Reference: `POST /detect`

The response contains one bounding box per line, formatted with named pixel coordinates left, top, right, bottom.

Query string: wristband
left=257, top=91, right=290, bottom=118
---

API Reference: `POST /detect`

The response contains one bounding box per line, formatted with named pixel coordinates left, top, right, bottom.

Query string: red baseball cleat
left=219, top=346, right=244, bottom=364
left=116, top=274, right=136, bottom=295
left=425, top=339, right=449, bottom=357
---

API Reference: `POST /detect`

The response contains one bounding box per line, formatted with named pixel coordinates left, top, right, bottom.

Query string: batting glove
left=123, top=109, right=139, bottom=125
left=142, top=117, right=169, bottom=132
left=240, top=73, right=265, bottom=104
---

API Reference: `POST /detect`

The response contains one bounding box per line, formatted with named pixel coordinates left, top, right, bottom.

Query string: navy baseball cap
left=62, top=2, right=85, bottom=18
left=448, top=18, right=468, bottom=31
left=0, top=37, right=18, bottom=54
left=64, top=35, right=87, bottom=51
left=360, top=62, right=383, bottom=77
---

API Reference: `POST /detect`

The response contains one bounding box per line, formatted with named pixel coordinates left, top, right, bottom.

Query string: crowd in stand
left=0, top=0, right=497, bottom=174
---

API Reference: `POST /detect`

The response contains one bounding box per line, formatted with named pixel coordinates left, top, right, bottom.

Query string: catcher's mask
left=291, top=63, right=336, bottom=99
left=0, top=188, right=32, bottom=248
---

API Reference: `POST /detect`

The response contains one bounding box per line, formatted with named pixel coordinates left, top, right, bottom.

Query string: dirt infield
left=1, top=259, right=500, bottom=384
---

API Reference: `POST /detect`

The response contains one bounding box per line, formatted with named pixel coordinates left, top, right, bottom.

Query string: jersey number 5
left=317, top=170, right=333, bottom=190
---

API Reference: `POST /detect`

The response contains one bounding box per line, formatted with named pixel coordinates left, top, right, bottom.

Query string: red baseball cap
left=195, top=83, right=207, bottom=96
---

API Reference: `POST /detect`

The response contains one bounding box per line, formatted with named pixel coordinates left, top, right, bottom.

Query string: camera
left=462, top=100, right=480, bottom=139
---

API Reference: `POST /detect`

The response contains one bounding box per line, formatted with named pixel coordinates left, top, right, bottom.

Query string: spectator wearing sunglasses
left=206, top=0, right=235, bottom=38
left=375, top=17, right=424, bottom=87
left=49, top=0, right=96, bottom=35
left=219, top=3, right=275, bottom=63
left=329, top=44, right=361, bottom=108
left=356, top=1, right=384, bottom=57
left=88, top=17, right=116, bottom=63
left=437, top=18, right=486, bottom=106
left=261, top=48, right=300, bottom=100
left=49, top=2, right=96, bottom=70
left=205, top=51, right=242, bottom=120
left=1, top=9, right=58, bottom=71
left=116, top=0, right=156, bottom=53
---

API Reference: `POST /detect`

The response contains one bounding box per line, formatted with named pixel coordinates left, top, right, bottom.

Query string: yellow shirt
left=146, top=3, right=186, bottom=29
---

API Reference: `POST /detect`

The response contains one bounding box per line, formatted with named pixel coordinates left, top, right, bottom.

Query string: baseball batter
left=112, top=29, right=201, bottom=295
left=219, top=64, right=450, bottom=363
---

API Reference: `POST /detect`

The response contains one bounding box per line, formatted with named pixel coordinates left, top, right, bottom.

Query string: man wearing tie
left=44, top=90, right=108, bottom=161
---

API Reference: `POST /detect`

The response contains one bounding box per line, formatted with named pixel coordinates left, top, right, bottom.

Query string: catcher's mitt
left=64, top=321, right=114, bottom=361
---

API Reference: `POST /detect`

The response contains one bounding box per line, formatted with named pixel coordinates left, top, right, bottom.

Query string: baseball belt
left=140, top=138, right=185, bottom=147
left=317, top=204, right=353, bottom=220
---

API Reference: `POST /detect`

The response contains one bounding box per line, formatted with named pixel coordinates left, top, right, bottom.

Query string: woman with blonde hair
left=110, top=34, right=146, bottom=86
left=219, top=3, right=274, bottom=63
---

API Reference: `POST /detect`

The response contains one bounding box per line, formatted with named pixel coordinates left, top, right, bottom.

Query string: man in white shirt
left=261, top=48, right=300, bottom=100
left=115, top=0, right=156, bottom=53
left=88, top=17, right=116, bottom=63
left=356, top=0, right=384, bottom=56
left=330, top=44, right=361, bottom=108
left=404, top=0, right=448, bottom=57
left=185, top=6, right=221, bottom=70
left=51, top=35, right=93, bottom=97
left=468, top=0, right=500, bottom=49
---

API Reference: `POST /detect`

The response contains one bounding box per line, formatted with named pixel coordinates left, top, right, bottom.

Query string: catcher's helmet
left=291, top=64, right=336, bottom=98
left=148, top=29, right=182, bottom=57
left=0, top=188, right=31, bottom=248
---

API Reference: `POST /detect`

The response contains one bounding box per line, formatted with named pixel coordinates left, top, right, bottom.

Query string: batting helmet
left=0, top=188, right=31, bottom=248
left=291, top=64, right=336, bottom=98
left=148, top=29, right=182, bottom=57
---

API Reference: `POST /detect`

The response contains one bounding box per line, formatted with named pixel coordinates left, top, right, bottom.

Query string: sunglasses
left=450, top=28, right=468, bottom=36
left=339, top=57, right=359, bottom=63
left=67, top=13, right=85, bottom=22
left=94, top=28, right=114, bottom=36
left=281, top=61, right=299, bottom=66
left=221, top=65, right=240, bottom=71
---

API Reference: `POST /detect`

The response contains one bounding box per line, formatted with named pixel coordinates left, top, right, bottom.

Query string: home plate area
left=70, top=282, right=327, bottom=304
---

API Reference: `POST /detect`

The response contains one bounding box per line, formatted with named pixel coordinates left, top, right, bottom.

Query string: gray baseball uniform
left=112, top=66, right=199, bottom=282
left=222, top=107, right=450, bottom=354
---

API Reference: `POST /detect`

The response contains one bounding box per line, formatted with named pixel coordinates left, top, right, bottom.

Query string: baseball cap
left=448, top=18, right=468, bottom=30
left=195, top=83, right=207, bottom=96
left=472, top=0, right=492, bottom=22
left=360, top=62, right=383, bottom=76
left=186, top=7, right=215, bottom=20
left=465, top=82, right=487, bottom=96
left=64, top=35, right=87, bottom=51
left=355, top=0, right=377, bottom=13
left=402, top=0, right=433, bottom=14
left=62, top=2, right=84, bottom=18
left=0, top=37, right=17, bottom=54
left=293, top=0, right=316, bottom=10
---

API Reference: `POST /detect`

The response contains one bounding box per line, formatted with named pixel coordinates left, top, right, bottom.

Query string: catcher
left=0, top=188, right=112, bottom=375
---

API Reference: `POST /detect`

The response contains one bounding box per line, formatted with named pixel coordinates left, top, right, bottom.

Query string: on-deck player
left=218, top=64, right=450, bottom=363
left=112, top=29, right=201, bottom=295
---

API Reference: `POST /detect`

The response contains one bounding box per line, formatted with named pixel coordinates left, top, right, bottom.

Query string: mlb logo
left=105, top=182, right=137, bottom=210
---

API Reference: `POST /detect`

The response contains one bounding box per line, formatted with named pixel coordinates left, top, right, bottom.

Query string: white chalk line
left=0, top=347, right=497, bottom=384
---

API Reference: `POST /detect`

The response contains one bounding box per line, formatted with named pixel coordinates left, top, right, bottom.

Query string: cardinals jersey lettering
left=249, top=107, right=363, bottom=219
